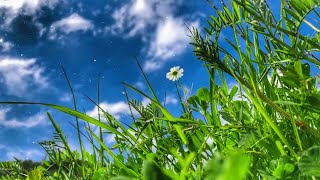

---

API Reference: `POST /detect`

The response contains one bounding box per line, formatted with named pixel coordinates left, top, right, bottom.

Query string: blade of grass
left=96, top=76, right=104, bottom=167
left=60, top=66, right=83, bottom=159
left=85, top=96, right=149, bottom=154
left=46, top=112, right=76, bottom=162
left=123, top=83, right=189, bottom=144
left=240, top=84, right=297, bottom=158
left=87, top=127, right=139, bottom=178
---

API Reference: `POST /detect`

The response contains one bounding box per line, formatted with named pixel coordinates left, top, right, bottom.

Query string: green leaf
left=26, top=169, right=45, bottom=180
left=219, top=110, right=236, bottom=123
left=92, top=168, right=108, bottom=180
left=298, top=146, right=320, bottom=177
left=294, top=61, right=304, bottom=78
left=306, top=93, right=320, bottom=107
left=196, top=87, right=210, bottom=102
left=272, top=158, right=295, bottom=178
left=143, top=160, right=171, bottom=180
left=284, top=163, right=295, bottom=174
left=229, top=86, right=238, bottom=99
left=205, top=152, right=251, bottom=180
left=155, top=104, right=189, bottom=145
left=187, top=96, right=199, bottom=110
left=89, top=130, right=139, bottom=178
left=191, top=135, right=202, bottom=149
left=146, top=153, right=157, bottom=161
left=110, top=176, right=131, bottom=180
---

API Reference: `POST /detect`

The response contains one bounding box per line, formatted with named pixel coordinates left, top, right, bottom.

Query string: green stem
left=61, top=66, right=83, bottom=159
left=175, top=81, right=187, bottom=114
left=97, top=77, right=104, bottom=167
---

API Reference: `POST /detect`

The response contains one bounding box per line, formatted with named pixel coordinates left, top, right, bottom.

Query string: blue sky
left=0, top=0, right=214, bottom=161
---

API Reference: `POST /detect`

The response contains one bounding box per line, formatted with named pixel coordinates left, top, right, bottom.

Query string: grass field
left=1, top=0, right=320, bottom=179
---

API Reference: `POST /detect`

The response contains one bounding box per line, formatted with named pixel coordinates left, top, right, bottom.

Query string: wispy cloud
left=0, top=38, right=13, bottom=52
left=6, top=148, right=44, bottom=160
left=107, top=0, right=199, bottom=72
left=106, top=0, right=155, bottom=38
left=134, top=81, right=145, bottom=90
left=144, top=17, right=198, bottom=72
left=164, top=94, right=178, bottom=105
left=49, top=13, right=94, bottom=40
left=0, top=144, right=45, bottom=161
left=149, top=17, right=189, bottom=60
left=86, top=101, right=133, bottom=120
left=0, top=0, right=58, bottom=25
left=85, top=101, right=135, bottom=139
left=141, top=97, right=151, bottom=106
left=0, top=56, right=49, bottom=96
left=0, top=108, right=48, bottom=128
left=59, top=93, right=73, bottom=103
left=0, top=57, right=47, bottom=93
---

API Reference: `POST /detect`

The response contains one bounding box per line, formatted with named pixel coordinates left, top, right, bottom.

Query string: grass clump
left=1, top=0, right=320, bottom=179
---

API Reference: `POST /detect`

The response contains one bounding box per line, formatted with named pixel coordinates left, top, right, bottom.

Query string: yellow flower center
left=172, top=71, right=178, bottom=76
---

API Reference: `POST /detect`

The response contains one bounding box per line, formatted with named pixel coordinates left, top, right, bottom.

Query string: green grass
left=1, top=0, right=320, bottom=179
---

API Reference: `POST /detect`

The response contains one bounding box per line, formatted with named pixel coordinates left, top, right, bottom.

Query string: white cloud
left=149, top=17, right=190, bottom=60
left=144, top=17, right=199, bottom=72
left=0, top=38, right=13, bottom=52
left=164, top=94, right=178, bottom=105
left=59, top=93, right=72, bottom=102
left=0, top=56, right=48, bottom=96
left=86, top=101, right=133, bottom=120
left=141, top=97, right=151, bottom=106
left=0, top=0, right=57, bottom=11
left=106, top=0, right=154, bottom=38
left=6, top=148, right=44, bottom=161
left=49, top=13, right=93, bottom=40
left=0, top=0, right=41, bottom=11
left=143, top=61, right=162, bottom=72
left=0, top=0, right=58, bottom=25
left=107, top=0, right=199, bottom=72
left=86, top=101, right=136, bottom=141
left=0, top=107, right=47, bottom=128
left=134, top=81, right=145, bottom=89
left=107, top=0, right=185, bottom=38
left=0, top=108, right=9, bottom=120
left=0, top=143, right=45, bottom=161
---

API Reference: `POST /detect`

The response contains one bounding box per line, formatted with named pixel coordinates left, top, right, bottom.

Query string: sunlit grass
left=1, top=0, right=320, bottom=179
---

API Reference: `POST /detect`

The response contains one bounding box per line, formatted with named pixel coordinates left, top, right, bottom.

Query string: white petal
left=166, top=73, right=171, bottom=79
left=172, top=66, right=179, bottom=71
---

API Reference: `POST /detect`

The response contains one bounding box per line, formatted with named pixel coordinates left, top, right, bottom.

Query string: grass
left=1, top=0, right=320, bottom=179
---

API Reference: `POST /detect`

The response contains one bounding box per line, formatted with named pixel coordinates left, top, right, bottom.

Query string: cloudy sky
left=0, top=0, right=214, bottom=161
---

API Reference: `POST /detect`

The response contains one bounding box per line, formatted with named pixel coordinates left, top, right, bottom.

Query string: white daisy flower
left=166, top=66, right=184, bottom=81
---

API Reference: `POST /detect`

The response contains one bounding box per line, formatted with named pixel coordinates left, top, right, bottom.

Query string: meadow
left=1, top=0, right=320, bottom=179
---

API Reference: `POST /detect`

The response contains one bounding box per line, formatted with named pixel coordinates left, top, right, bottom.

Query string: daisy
left=166, top=66, right=184, bottom=81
